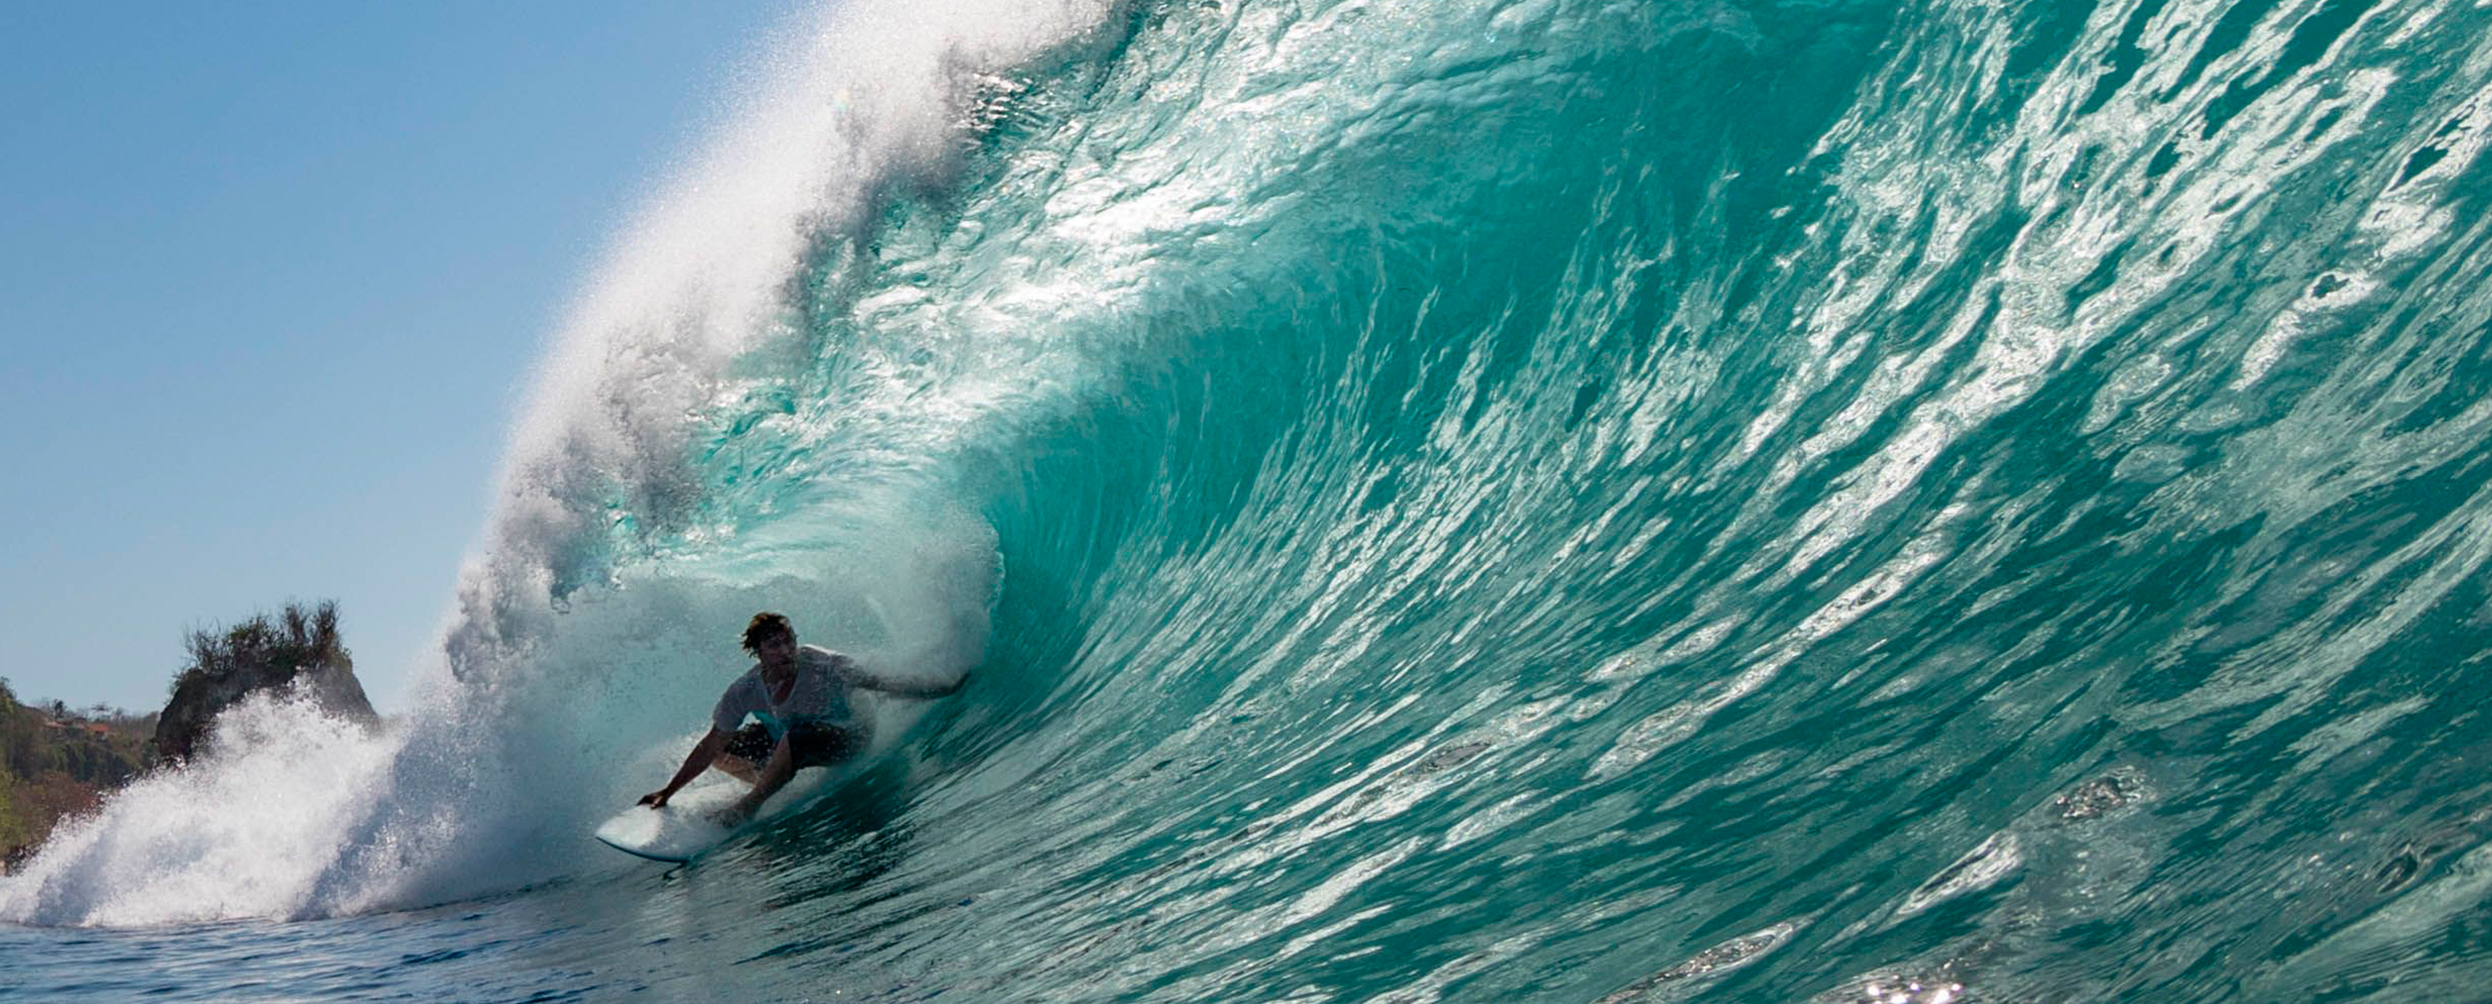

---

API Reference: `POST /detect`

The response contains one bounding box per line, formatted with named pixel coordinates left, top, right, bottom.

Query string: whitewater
left=8, top=0, right=2492, bottom=1000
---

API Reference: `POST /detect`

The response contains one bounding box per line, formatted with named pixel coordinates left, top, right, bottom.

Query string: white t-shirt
left=710, top=645, right=858, bottom=736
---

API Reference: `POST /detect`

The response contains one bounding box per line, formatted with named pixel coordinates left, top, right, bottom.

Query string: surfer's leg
left=713, top=755, right=760, bottom=783
left=713, top=724, right=774, bottom=783
left=785, top=722, right=863, bottom=769
left=726, top=736, right=801, bottom=821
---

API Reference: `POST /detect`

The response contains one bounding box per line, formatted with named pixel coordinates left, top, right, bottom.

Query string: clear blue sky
left=1, top=3, right=800, bottom=714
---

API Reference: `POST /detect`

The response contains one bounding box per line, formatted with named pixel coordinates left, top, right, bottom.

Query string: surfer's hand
left=638, top=789, right=672, bottom=808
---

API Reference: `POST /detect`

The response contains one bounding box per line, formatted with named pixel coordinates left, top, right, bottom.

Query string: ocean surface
left=9, top=0, right=2492, bottom=1000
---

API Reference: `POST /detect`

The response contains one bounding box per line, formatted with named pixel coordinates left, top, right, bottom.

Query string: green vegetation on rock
left=155, top=600, right=377, bottom=765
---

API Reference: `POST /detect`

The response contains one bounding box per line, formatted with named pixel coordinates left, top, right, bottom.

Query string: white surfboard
left=594, top=778, right=751, bottom=863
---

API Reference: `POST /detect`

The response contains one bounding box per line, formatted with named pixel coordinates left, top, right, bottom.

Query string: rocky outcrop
left=152, top=601, right=378, bottom=764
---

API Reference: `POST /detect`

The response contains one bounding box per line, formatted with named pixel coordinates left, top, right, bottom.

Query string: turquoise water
left=10, top=0, right=2492, bottom=1000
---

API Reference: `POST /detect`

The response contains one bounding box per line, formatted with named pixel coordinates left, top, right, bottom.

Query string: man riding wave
left=639, top=612, right=964, bottom=822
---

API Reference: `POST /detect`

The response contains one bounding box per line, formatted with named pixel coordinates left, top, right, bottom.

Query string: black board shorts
left=724, top=721, right=860, bottom=768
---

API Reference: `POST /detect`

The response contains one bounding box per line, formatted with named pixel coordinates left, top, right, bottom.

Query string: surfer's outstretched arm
left=841, top=664, right=967, bottom=699
left=826, top=650, right=964, bottom=699
left=640, top=727, right=732, bottom=808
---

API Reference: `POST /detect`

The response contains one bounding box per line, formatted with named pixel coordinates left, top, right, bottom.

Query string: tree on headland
left=171, top=600, right=349, bottom=694
left=153, top=600, right=377, bottom=765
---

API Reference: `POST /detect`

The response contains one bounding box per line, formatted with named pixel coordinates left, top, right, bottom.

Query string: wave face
left=12, top=0, right=2492, bottom=1000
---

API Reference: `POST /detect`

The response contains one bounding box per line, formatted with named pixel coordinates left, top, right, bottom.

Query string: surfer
left=637, top=612, right=964, bottom=822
